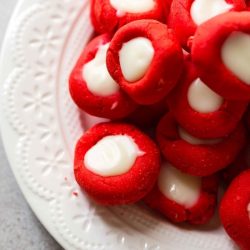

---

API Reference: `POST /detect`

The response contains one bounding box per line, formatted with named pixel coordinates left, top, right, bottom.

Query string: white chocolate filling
left=221, top=31, right=250, bottom=85
left=110, top=0, right=155, bottom=14
left=190, top=0, right=232, bottom=25
left=179, top=127, right=222, bottom=145
left=84, top=135, right=144, bottom=177
left=119, top=37, right=154, bottom=82
left=188, top=78, right=223, bottom=113
left=158, top=163, right=201, bottom=208
left=83, top=43, right=119, bottom=96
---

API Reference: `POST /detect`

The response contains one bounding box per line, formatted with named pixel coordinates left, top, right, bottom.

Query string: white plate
left=0, top=0, right=238, bottom=249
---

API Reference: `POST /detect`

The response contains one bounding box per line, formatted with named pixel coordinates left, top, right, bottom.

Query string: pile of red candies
left=69, top=0, right=250, bottom=249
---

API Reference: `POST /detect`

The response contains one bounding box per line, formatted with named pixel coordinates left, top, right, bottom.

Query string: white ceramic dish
left=0, top=0, right=238, bottom=249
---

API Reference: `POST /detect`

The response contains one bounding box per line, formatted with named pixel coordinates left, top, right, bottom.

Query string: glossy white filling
left=221, top=31, right=250, bottom=85
left=119, top=37, right=154, bottom=82
left=190, top=0, right=232, bottom=25
left=179, top=127, right=222, bottom=145
left=158, top=163, right=201, bottom=208
left=84, top=135, right=144, bottom=177
left=110, top=0, right=155, bottom=14
left=83, top=43, right=119, bottom=96
left=188, top=78, right=223, bottom=113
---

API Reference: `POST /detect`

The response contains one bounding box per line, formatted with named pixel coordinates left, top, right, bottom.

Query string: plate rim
left=0, top=1, right=80, bottom=249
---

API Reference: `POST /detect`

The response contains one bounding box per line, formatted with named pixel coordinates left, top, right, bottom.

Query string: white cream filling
left=188, top=78, right=223, bottom=113
left=190, top=0, right=232, bottom=25
left=83, top=43, right=119, bottom=96
left=158, top=163, right=201, bottom=208
left=110, top=0, right=155, bottom=14
left=221, top=31, right=250, bottom=85
left=179, top=127, right=222, bottom=145
left=84, top=135, right=144, bottom=177
left=119, top=37, right=154, bottom=82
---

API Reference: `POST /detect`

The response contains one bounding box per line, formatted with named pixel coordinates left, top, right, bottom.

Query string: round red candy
left=220, top=170, right=250, bottom=250
left=157, top=112, right=246, bottom=177
left=74, top=122, right=160, bottom=205
left=168, top=61, right=247, bottom=139
left=90, top=0, right=165, bottom=34
left=69, top=34, right=137, bottom=119
left=192, top=11, right=250, bottom=100
left=168, top=0, right=245, bottom=49
left=106, top=19, right=184, bottom=105
left=145, top=162, right=219, bottom=224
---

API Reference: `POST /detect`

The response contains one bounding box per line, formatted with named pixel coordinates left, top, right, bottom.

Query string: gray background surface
left=0, top=1, right=62, bottom=249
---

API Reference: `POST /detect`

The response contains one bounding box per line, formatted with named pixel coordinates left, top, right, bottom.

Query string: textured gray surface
left=0, top=1, right=62, bottom=249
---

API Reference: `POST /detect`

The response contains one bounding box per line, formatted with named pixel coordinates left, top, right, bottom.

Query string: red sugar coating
left=160, top=0, right=173, bottom=19
left=168, top=0, right=245, bottom=49
left=157, top=112, right=246, bottom=177
left=74, top=122, right=161, bottom=205
left=145, top=165, right=219, bottom=224
left=220, top=170, right=250, bottom=250
left=168, top=61, right=248, bottom=139
left=90, top=0, right=165, bottom=34
left=69, top=34, right=137, bottom=119
left=192, top=11, right=250, bottom=100
left=106, top=19, right=184, bottom=105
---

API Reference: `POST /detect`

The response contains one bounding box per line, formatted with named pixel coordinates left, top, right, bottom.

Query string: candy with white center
left=74, top=122, right=160, bottom=205
left=157, top=112, right=246, bottom=176
left=84, top=135, right=143, bottom=177
left=188, top=78, right=223, bottom=113
left=110, top=0, right=155, bottom=14
left=119, top=37, right=155, bottom=82
left=69, top=34, right=137, bottom=119
left=144, top=162, right=218, bottom=224
left=107, top=19, right=184, bottom=104
left=190, top=0, right=232, bottom=25
left=168, top=61, right=248, bottom=138
left=83, top=43, right=119, bottom=96
left=168, top=0, right=240, bottom=48
left=221, top=31, right=250, bottom=85
left=191, top=12, right=250, bottom=100
left=158, top=163, right=201, bottom=208
left=90, top=0, right=164, bottom=34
